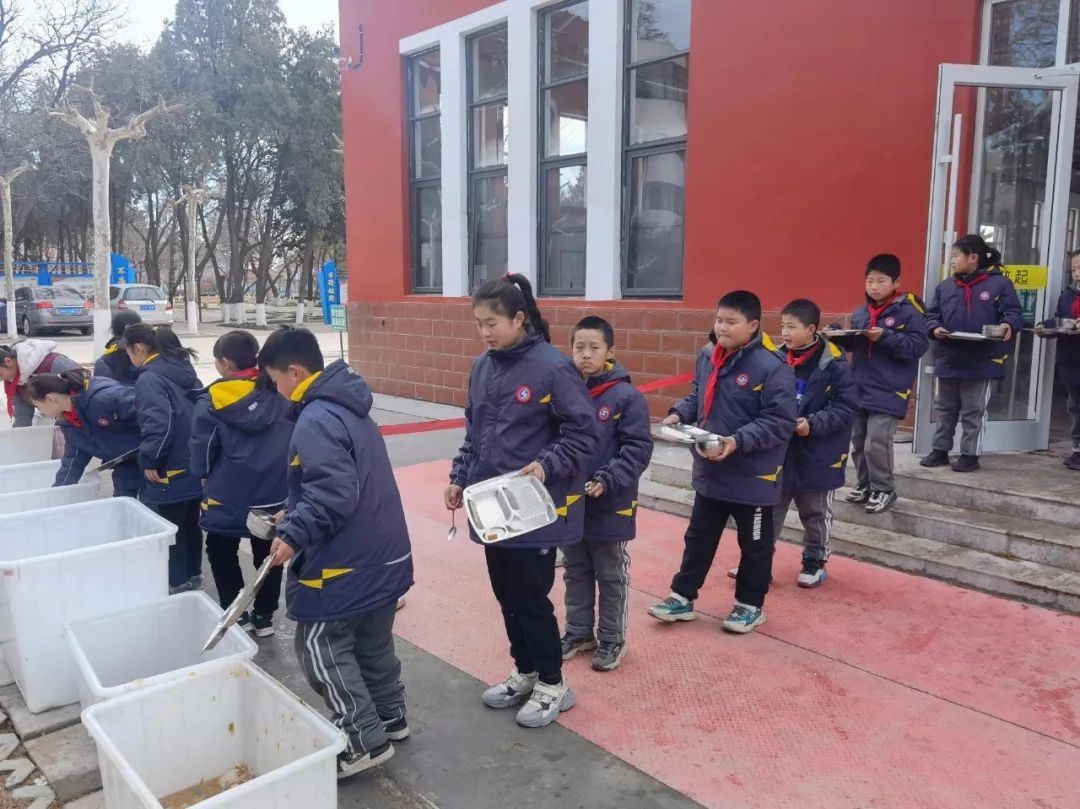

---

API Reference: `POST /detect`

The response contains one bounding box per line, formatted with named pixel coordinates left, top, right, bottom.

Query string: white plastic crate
left=0, top=497, right=175, bottom=713
left=66, top=591, right=258, bottom=710
left=83, top=660, right=346, bottom=809
left=0, top=459, right=61, bottom=494
left=0, top=426, right=56, bottom=466
left=0, top=481, right=100, bottom=515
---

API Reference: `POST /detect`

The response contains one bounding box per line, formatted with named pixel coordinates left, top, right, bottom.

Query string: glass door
left=915, top=63, right=1078, bottom=453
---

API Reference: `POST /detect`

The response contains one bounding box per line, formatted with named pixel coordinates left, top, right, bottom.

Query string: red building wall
left=338, top=0, right=981, bottom=411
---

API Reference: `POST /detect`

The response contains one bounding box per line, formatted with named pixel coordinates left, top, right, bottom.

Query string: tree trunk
left=90, top=143, right=114, bottom=356
left=2, top=181, right=17, bottom=340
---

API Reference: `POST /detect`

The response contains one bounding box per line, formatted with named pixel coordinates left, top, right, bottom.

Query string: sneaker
left=647, top=593, right=696, bottom=623
left=797, top=565, right=828, bottom=589
left=560, top=633, right=596, bottom=661
left=865, top=490, right=897, bottom=514
left=168, top=581, right=194, bottom=596
left=251, top=613, right=274, bottom=638
left=845, top=486, right=871, bottom=504
left=951, top=454, right=980, bottom=473
left=721, top=602, right=766, bottom=634
left=188, top=574, right=205, bottom=591
left=920, top=450, right=950, bottom=468
left=337, top=742, right=394, bottom=779
left=1066, top=451, right=1080, bottom=471
left=383, top=717, right=410, bottom=741
left=482, top=668, right=538, bottom=709
left=554, top=548, right=566, bottom=568
left=591, top=641, right=627, bottom=672
left=236, top=612, right=254, bottom=633
left=515, top=679, right=576, bottom=728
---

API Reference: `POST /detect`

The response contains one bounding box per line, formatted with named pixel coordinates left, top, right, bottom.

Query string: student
left=446, top=274, right=597, bottom=728
left=27, top=369, right=143, bottom=497
left=770, top=299, right=856, bottom=587
left=648, top=291, right=795, bottom=634
left=1, top=339, right=81, bottom=426
left=922, top=235, right=1023, bottom=472
left=830, top=255, right=928, bottom=513
left=123, top=324, right=205, bottom=592
left=93, top=311, right=142, bottom=385
left=190, top=331, right=293, bottom=638
left=1037, top=249, right=1080, bottom=471
left=261, top=326, right=413, bottom=779
left=560, top=316, right=653, bottom=672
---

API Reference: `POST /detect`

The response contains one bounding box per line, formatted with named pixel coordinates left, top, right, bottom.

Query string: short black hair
left=258, top=326, right=324, bottom=374
left=572, top=316, right=615, bottom=348
left=866, top=254, right=901, bottom=281
left=213, top=330, right=259, bottom=370
left=781, top=298, right=821, bottom=328
left=110, top=310, right=141, bottom=339
left=716, top=290, right=761, bottom=322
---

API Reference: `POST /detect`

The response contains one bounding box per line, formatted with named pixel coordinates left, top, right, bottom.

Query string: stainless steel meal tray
left=947, top=331, right=995, bottom=342
left=821, top=328, right=866, bottom=337
left=463, top=473, right=558, bottom=544
left=655, top=424, right=720, bottom=446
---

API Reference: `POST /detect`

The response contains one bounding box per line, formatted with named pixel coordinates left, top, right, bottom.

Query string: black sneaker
left=251, top=613, right=274, bottom=638
left=844, top=486, right=871, bottom=504
left=1065, top=451, right=1080, bottom=471
left=591, top=641, right=627, bottom=672
left=920, top=450, right=950, bottom=468
left=337, top=742, right=394, bottom=779
left=236, top=612, right=254, bottom=633
left=560, top=632, right=596, bottom=661
left=383, top=717, right=410, bottom=741
left=951, top=455, right=980, bottom=473
left=865, top=490, right=897, bottom=514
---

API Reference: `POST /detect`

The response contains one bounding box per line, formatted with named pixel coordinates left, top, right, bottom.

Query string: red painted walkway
left=392, top=461, right=1080, bottom=809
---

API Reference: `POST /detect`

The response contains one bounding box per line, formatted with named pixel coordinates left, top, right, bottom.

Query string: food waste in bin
left=160, top=764, right=255, bottom=808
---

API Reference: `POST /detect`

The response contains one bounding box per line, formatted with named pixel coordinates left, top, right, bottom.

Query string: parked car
left=15, top=285, right=93, bottom=336
left=109, top=284, right=174, bottom=326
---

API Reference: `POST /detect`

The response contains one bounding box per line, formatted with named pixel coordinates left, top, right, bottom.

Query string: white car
left=109, top=285, right=174, bottom=326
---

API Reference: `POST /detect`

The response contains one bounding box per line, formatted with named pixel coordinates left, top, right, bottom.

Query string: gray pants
left=932, top=378, right=992, bottom=457
left=851, top=409, right=899, bottom=492
left=563, top=540, right=630, bottom=644
left=295, top=600, right=405, bottom=755
left=773, top=490, right=834, bottom=567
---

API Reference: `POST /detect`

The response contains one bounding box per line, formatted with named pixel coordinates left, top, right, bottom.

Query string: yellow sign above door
left=1000, top=265, right=1048, bottom=290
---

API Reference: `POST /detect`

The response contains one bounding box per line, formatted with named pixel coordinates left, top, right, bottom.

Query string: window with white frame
left=467, top=26, right=510, bottom=291
left=408, top=49, right=442, bottom=293
left=538, top=1, right=589, bottom=296
left=621, top=0, right=690, bottom=297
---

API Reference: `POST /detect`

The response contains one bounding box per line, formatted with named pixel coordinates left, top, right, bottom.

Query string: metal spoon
left=447, top=508, right=457, bottom=541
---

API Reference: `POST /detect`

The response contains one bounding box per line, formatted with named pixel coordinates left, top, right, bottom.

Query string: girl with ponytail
left=446, top=272, right=598, bottom=728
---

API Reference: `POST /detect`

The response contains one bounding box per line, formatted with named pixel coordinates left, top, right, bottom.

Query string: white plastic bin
left=0, top=482, right=100, bottom=515
left=0, top=426, right=56, bottom=466
left=66, top=592, right=258, bottom=710
left=0, top=459, right=61, bottom=493
left=83, top=660, right=346, bottom=809
left=0, top=497, right=175, bottom=713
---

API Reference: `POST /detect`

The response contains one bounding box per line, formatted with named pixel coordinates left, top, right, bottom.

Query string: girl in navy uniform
left=123, top=324, right=205, bottom=592
left=93, top=311, right=142, bottom=385
left=446, top=274, right=598, bottom=729
left=27, top=370, right=142, bottom=497
left=190, top=331, right=293, bottom=637
left=1036, top=249, right=1080, bottom=470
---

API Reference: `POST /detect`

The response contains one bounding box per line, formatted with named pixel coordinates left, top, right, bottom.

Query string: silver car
left=15, top=285, right=93, bottom=336
left=109, top=285, right=175, bottom=326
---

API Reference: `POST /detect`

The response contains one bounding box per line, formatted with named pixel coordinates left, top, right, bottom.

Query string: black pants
left=672, top=494, right=776, bottom=609
left=153, top=499, right=204, bottom=588
left=485, top=544, right=562, bottom=686
left=206, top=533, right=283, bottom=616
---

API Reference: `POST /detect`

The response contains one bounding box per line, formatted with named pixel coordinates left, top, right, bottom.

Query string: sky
left=115, top=0, right=340, bottom=47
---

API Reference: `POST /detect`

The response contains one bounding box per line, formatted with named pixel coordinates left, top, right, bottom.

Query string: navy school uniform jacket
left=670, top=332, right=797, bottom=506
left=782, top=339, right=858, bottom=493
left=1041, top=286, right=1080, bottom=390
left=831, top=293, right=929, bottom=419
left=450, top=331, right=599, bottom=549
left=926, top=270, right=1023, bottom=380
left=54, top=376, right=142, bottom=497
left=189, top=375, right=294, bottom=537
left=133, top=353, right=203, bottom=505
left=278, top=360, right=413, bottom=623
left=583, top=363, right=654, bottom=542
left=93, top=339, right=138, bottom=386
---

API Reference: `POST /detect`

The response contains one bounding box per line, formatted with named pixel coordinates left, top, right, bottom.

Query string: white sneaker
left=482, top=668, right=538, bottom=709
left=797, top=566, right=828, bottom=588
left=515, top=679, right=576, bottom=728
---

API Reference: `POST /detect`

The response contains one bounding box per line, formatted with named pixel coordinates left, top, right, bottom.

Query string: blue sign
left=37, top=262, right=51, bottom=286
left=110, top=253, right=135, bottom=285
left=318, top=260, right=341, bottom=325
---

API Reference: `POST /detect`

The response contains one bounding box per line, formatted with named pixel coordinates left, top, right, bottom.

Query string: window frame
left=538, top=0, right=590, bottom=297
left=407, top=47, right=443, bottom=294
left=620, top=0, right=690, bottom=299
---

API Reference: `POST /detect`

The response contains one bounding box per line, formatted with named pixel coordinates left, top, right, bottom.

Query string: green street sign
left=330, top=304, right=347, bottom=332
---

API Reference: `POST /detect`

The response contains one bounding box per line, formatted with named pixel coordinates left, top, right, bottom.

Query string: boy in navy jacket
left=1037, top=249, right=1080, bottom=470
left=648, top=290, right=796, bottom=634
left=771, top=300, right=856, bottom=587
left=262, top=327, right=413, bottom=779
left=922, top=235, right=1023, bottom=473
left=93, top=311, right=141, bottom=385
left=829, top=254, right=928, bottom=514
left=560, top=317, right=653, bottom=672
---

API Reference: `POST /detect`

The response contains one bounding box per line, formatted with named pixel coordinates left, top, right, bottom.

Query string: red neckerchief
left=786, top=339, right=819, bottom=369
left=1071, top=293, right=1080, bottom=320
left=229, top=368, right=260, bottom=380
left=589, top=379, right=623, bottom=399
left=868, top=291, right=902, bottom=328
left=63, top=405, right=84, bottom=429
left=701, top=342, right=735, bottom=422
left=954, top=271, right=990, bottom=312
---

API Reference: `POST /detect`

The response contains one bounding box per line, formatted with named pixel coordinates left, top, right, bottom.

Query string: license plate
left=139, top=305, right=156, bottom=311
left=59, top=308, right=82, bottom=316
